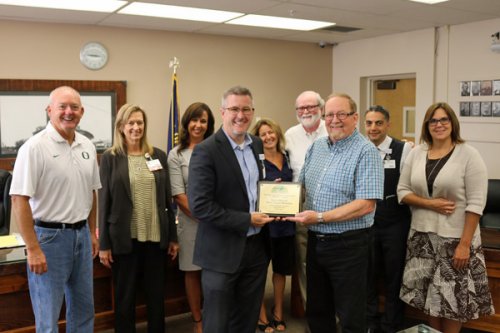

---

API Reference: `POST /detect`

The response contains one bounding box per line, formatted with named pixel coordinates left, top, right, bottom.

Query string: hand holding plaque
left=257, top=181, right=303, bottom=217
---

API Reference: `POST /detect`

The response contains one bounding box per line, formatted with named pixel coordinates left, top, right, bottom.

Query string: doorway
left=360, top=75, right=416, bottom=143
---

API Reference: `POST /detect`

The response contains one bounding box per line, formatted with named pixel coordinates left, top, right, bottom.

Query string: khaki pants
left=295, top=224, right=308, bottom=306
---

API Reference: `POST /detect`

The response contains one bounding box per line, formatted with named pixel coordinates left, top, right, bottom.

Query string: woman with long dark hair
left=168, top=102, right=215, bottom=333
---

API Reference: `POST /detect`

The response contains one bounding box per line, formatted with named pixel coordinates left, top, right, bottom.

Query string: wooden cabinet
left=0, top=248, right=189, bottom=332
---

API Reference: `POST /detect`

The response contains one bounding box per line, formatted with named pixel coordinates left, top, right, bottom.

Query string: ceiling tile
left=0, top=0, right=498, bottom=44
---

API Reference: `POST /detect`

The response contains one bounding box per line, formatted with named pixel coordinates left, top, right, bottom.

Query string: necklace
left=426, top=145, right=454, bottom=183
left=426, top=156, right=444, bottom=183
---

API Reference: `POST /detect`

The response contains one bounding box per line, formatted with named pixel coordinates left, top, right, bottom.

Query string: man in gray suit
left=188, top=86, right=274, bottom=333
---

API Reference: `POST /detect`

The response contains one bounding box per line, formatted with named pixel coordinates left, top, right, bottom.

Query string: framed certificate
left=257, top=181, right=303, bottom=217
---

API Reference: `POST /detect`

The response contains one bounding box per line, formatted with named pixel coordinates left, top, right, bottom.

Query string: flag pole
left=167, top=57, right=180, bottom=152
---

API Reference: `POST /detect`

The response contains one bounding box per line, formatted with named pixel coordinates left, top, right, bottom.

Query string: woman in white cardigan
left=397, top=102, right=494, bottom=333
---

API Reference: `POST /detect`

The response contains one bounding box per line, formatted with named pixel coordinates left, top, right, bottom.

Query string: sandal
left=257, top=320, right=274, bottom=333
left=270, top=308, right=286, bottom=331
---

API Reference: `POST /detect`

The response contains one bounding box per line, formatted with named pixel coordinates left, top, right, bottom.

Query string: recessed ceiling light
left=119, top=2, right=243, bottom=23
left=226, top=14, right=334, bottom=31
left=0, top=0, right=127, bottom=12
left=409, top=0, right=449, bottom=4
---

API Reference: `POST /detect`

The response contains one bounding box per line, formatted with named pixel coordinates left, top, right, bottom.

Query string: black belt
left=246, top=232, right=262, bottom=242
left=309, top=227, right=371, bottom=241
left=34, top=219, right=87, bottom=230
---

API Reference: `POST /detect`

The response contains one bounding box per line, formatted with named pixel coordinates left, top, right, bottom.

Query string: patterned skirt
left=400, top=229, right=495, bottom=322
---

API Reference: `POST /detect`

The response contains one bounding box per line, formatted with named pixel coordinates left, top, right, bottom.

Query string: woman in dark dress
left=252, top=118, right=295, bottom=332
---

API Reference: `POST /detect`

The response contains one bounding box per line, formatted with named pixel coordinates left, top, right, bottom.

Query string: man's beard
left=298, top=112, right=321, bottom=130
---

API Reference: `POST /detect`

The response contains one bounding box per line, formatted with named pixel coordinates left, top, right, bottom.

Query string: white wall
left=446, top=18, right=500, bottom=179
left=332, top=18, right=500, bottom=178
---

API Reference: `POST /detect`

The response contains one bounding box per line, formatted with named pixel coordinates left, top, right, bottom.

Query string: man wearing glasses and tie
left=289, top=93, right=383, bottom=333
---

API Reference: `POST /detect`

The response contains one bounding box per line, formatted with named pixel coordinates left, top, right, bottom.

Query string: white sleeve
left=10, top=141, right=42, bottom=197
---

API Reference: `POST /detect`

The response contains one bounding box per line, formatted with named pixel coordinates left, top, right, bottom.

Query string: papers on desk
left=0, top=233, right=25, bottom=249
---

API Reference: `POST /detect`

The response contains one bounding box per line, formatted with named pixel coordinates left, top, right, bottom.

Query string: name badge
left=384, top=159, right=396, bottom=169
left=146, top=159, right=163, bottom=171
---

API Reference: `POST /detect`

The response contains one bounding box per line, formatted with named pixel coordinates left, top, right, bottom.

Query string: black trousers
left=306, top=228, right=372, bottom=333
left=366, top=220, right=410, bottom=333
left=201, top=232, right=269, bottom=333
left=112, top=240, right=166, bottom=333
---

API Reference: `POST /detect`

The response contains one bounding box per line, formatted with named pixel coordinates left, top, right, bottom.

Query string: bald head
left=46, top=86, right=84, bottom=144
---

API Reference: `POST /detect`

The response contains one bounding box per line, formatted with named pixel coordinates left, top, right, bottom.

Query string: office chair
left=480, top=179, right=500, bottom=230
left=0, top=169, right=12, bottom=236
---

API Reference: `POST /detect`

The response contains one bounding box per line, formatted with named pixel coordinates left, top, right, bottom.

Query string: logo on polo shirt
left=82, top=152, right=90, bottom=159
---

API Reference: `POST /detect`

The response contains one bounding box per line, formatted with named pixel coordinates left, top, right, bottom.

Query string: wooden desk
left=0, top=247, right=189, bottom=332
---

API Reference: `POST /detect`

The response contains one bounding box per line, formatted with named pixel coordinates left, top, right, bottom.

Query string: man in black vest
left=365, top=105, right=412, bottom=333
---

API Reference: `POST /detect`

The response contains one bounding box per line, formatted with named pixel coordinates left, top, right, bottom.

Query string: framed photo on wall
left=459, top=102, right=470, bottom=116
left=494, top=80, right=500, bottom=96
left=0, top=79, right=126, bottom=170
left=0, top=93, right=115, bottom=157
left=480, top=80, right=492, bottom=96
left=492, top=101, right=500, bottom=117
left=471, top=81, right=480, bottom=96
left=480, top=102, right=492, bottom=116
left=470, top=102, right=481, bottom=116
left=460, top=81, right=470, bottom=96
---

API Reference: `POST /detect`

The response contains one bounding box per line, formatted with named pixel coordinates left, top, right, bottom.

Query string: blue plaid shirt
left=299, top=129, right=383, bottom=233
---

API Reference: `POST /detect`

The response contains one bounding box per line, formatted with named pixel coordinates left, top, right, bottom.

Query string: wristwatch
left=317, top=212, right=324, bottom=224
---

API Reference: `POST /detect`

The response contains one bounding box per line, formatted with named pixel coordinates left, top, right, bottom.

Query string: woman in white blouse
left=397, top=102, right=494, bottom=333
left=168, top=102, right=214, bottom=333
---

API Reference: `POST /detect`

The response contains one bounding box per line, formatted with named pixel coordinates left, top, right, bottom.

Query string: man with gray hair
left=289, top=93, right=383, bottom=333
left=285, top=91, right=328, bottom=309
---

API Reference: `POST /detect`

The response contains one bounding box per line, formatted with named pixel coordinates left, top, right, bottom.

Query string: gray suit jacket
left=98, top=147, right=177, bottom=254
left=188, top=128, right=268, bottom=273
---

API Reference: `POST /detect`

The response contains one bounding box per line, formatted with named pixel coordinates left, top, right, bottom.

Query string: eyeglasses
left=295, top=104, right=319, bottom=112
left=428, top=117, right=450, bottom=126
left=224, top=107, right=254, bottom=115
left=325, top=111, right=355, bottom=120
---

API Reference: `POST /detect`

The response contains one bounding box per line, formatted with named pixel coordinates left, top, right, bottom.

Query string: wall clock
left=79, top=42, right=108, bottom=70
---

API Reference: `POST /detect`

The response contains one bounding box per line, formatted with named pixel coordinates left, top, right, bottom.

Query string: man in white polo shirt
left=285, top=90, right=327, bottom=309
left=10, top=86, right=101, bottom=332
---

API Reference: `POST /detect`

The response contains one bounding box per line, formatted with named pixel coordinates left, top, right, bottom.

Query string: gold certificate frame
left=257, top=181, right=302, bottom=217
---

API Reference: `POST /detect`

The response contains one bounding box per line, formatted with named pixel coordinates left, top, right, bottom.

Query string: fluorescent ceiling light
left=119, top=2, right=243, bottom=23
left=409, top=0, right=449, bottom=4
left=226, top=14, right=334, bottom=31
left=0, top=0, right=127, bottom=12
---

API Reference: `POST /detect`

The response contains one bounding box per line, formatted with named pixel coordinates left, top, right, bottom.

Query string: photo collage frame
left=459, top=80, right=500, bottom=117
